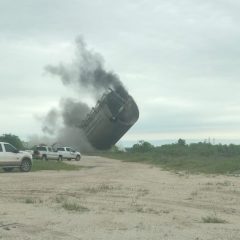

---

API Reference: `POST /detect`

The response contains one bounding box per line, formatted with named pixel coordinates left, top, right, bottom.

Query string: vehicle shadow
left=0, top=168, right=23, bottom=174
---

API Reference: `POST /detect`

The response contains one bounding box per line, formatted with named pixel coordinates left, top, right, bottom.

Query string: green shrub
left=102, top=140, right=240, bottom=174
left=32, top=160, right=81, bottom=171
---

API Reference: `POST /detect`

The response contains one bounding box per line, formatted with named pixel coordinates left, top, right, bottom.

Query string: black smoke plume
left=40, top=37, right=128, bottom=151
left=45, top=37, right=126, bottom=98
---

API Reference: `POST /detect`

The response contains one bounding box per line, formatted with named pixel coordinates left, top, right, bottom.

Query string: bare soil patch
left=0, top=156, right=240, bottom=240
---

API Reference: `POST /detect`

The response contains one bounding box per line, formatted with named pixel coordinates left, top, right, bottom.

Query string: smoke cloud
left=61, top=98, right=90, bottom=127
left=45, top=37, right=125, bottom=98
left=41, top=109, right=60, bottom=135
left=39, top=37, right=127, bottom=152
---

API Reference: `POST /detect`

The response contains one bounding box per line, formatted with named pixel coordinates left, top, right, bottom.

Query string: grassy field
left=102, top=152, right=240, bottom=175
left=0, top=160, right=81, bottom=173
left=31, top=160, right=81, bottom=171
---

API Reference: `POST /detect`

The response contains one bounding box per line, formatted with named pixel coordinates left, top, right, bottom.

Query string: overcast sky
left=1, top=0, right=240, bottom=145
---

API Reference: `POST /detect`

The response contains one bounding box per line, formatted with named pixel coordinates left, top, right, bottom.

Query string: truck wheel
left=75, top=155, right=81, bottom=161
left=20, top=158, right=32, bottom=172
left=58, top=156, right=63, bottom=161
left=3, top=167, right=14, bottom=172
left=42, top=155, right=48, bottom=161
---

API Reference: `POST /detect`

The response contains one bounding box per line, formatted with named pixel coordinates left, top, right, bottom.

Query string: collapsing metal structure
left=80, top=88, right=139, bottom=150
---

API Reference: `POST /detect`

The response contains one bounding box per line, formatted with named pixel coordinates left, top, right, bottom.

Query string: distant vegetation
left=32, top=160, right=81, bottom=172
left=3, top=132, right=240, bottom=174
left=202, top=215, right=227, bottom=224
left=103, top=139, right=240, bottom=174
left=0, top=133, right=24, bottom=149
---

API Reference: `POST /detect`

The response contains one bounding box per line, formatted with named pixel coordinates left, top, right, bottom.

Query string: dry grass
left=202, top=215, right=227, bottom=224
left=83, top=184, right=113, bottom=194
left=25, top=198, right=36, bottom=204
left=62, top=201, right=89, bottom=212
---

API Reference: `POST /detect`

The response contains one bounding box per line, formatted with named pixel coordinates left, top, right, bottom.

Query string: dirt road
left=0, top=156, right=240, bottom=240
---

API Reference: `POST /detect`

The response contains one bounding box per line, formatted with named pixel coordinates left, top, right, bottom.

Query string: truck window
left=4, top=144, right=16, bottom=153
left=57, top=148, right=64, bottom=151
left=66, top=148, right=71, bottom=152
left=0, top=144, right=2, bottom=152
left=48, top=147, right=52, bottom=152
left=37, top=146, right=47, bottom=151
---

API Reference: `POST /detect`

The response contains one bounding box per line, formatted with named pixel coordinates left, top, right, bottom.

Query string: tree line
left=0, top=134, right=24, bottom=149
left=2, top=133, right=240, bottom=159
left=122, top=139, right=240, bottom=157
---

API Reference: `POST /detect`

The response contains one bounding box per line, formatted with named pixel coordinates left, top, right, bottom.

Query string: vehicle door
left=65, top=147, right=72, bottom=159
left=70, top=148, right=77, bottom=158
left=47, top=147, right=58, bottom=160
left=57, top=148, right=65, bottom=158
left=0, top=144, right=6, bottom=166
left=2, top=143, right=19, bottom=166
left=68, top=148, right=76, bottom=159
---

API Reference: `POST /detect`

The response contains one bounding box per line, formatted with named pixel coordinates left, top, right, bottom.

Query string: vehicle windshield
left=4, top=143, right=17, bottom=153
left=37, top=146, right=47, bottom=151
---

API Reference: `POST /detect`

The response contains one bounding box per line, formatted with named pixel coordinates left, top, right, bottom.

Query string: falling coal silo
left=80, top=87, right=139, bottom=150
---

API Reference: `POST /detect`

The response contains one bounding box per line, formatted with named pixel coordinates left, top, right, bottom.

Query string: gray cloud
left=1, top=0, right=240, bottom=143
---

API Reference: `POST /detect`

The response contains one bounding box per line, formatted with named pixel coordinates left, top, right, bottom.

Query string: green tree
left=177, top=138, right=186, bottom=146
left=131, top=140, right=154, bottom=152
left=0, top=134, right=24, bottom=149
left=110, top=145, right=122, bottom=153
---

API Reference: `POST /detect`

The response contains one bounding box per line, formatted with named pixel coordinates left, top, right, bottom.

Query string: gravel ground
left=0, top=156, right=240, bottom=240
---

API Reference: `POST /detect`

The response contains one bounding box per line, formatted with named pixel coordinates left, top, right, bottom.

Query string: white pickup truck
left=0, top=142, right=33, bottom=172
left=34, top=146, right=81, bottom=161
left=34, top=146, right=59, bottom=160
left=57, top=147, right=81, bottom=161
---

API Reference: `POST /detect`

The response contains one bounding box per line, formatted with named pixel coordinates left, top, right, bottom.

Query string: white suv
left=33, top=146, right=59, bottom=160
left=0, top=142, right=33, bottom=172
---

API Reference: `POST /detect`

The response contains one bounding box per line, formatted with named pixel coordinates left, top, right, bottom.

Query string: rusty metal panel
left=80, top=89, right=139, bottom=150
